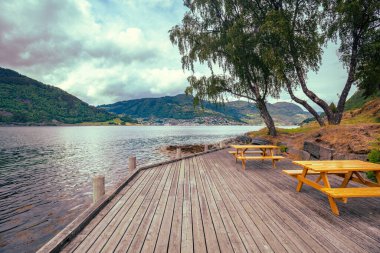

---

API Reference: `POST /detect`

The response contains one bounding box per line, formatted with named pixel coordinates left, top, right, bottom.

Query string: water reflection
left=0, top=125, right=289, bottom=252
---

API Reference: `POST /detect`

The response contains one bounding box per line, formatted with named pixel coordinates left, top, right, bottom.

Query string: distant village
left=137, top=116, right=247, bottom=126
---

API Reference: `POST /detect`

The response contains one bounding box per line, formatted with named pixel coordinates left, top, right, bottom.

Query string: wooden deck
left=41, top=149, right=380, bottom=252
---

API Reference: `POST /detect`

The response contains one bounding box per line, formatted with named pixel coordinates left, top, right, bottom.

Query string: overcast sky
left=0, top=0, right=356, bottom=108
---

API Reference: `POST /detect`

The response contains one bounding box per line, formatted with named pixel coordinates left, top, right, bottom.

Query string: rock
left=235, top=135, right=252, bottom=144
left=333, top=153, right=347, bottom=160
left=348, top=142, right=370, bottom=154
left=303, top=141, right=320, bottom=159
left=251, top=138, right=272, bottom=145
left=301, top=150, right=311, bottom=160
left=347, top=153, right=368, bottom=161
left=319, top=146, right=334, bottom=160
left=288, top=148, right=311, bottom=160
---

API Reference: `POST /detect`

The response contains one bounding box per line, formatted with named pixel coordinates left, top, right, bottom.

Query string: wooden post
left=176, top=148, right=182, bottom=159
left=93, top=175, right=105, bottom=203
left=129, top=156, right=136, bottom=170
left=204, top=144, right=208, bottom=152
left=219, top=142, right=224, bottom=149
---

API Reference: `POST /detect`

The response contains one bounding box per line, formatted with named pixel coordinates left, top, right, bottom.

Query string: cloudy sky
left=0, top=0, right=356, bottom=108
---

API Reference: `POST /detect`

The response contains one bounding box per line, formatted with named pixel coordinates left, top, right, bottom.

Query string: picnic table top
left=293, top=160, right=380, bottom=172
left=230, top=144, right=279, bottom=149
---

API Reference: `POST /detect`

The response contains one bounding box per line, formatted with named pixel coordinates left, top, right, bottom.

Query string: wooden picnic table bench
left=283, top=160, right=380, bottom=215
left=230, top=144, right=284, bottom=170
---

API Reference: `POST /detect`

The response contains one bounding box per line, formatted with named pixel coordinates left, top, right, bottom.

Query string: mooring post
left=93, top=175, right=105, bottom=203
left=176, top=148, right=182, bottom=159
left=219, top=142, right=224, bottom=149
left=204, top=144, right=208, bottom=152
left=129, top=156, right=136, bottom=171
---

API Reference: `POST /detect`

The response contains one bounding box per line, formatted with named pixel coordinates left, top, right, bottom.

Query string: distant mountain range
left=2, top=67, right=371, bottom=126
left=0, top=68, right=135, bottom=125
left=99, top=94, right=311, bottom=125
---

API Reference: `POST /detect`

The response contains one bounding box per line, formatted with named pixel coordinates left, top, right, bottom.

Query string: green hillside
left=0, top=68, right=135, bottom=125
left=345, top=89, right=380, bottom=111
left=99, top=94, right=230, bottom=120
left=99, top=94, right=311, bottom=125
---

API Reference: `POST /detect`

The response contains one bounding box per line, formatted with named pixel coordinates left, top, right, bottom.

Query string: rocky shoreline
left=160, top=124, right=379, bottom=162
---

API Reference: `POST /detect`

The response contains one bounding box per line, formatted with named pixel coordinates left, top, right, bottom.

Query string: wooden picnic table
left=284, top=160, right=380, bottom=215
left=230, top=144, right=283, bottom=170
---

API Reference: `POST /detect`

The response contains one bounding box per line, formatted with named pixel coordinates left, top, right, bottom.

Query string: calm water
left=0, top=125, right=289, bottom=252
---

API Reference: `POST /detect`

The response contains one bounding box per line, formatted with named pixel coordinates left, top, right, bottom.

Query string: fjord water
left=0, top=125, right=286, bottom=252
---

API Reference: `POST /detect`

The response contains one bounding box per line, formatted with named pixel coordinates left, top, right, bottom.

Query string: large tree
left=170, top=1, right=283, bottom=136
left=263, top=0, right=380, bottom=125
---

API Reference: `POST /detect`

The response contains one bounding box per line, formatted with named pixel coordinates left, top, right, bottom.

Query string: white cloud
left=0, top=0, right=188, bottom=105
left=0, top=0, right=352, bottom=110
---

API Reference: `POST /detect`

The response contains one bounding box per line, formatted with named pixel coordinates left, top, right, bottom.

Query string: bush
left=279, top=145, right=288, bottom=153
left=367, top=149, right=380, bottom=182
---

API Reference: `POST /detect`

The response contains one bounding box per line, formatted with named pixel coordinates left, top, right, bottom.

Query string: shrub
left=279, top=145, right=288, bottom=153
left=367, top=149, right=380, bottom=182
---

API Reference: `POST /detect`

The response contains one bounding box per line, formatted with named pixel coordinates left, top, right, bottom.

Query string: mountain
left=0, top=68, right=135, bottom=125
left=99, top=94, right=311, bottom=125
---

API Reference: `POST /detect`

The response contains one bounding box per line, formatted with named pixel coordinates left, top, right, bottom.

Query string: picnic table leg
left=242, top=159, right=246, bottom=170
left=339, top=171, right=353, bottom=203
left=321, top=172, right=339, bottom=216
left=296, top=167, right=308, bottom=192
left=375, top=171, right=380, bottom=184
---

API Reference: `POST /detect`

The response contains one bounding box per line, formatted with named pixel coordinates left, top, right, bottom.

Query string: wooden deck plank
left=188, top=157, right=207, bottom=253
left=99, top=163, right=168, bottom=252
left=202, top=158, right=287, bottom=252
left=210, top=156, right=327, bottom=253
left=201, top=156, right=262, bottom=253
left=57, top=149, right=380, bottom=253
left=198, top=156, right=248, bottom=253
left=61, top=170, right=148, bottom=253
left=202, top=155, right=300, bottom=253
left=192, top=156, right=221, bottom=253
left=69, top=170, right=153, bottom=253
left=154, top=160, right=181, bottom=253
left=113, top=163, right=172, bottom=252
left=128, top=162, right=176, bottom=252
left=181, top=158, right=194, bottom=253
left=140, top=162, right=179, bottom=253
left=168, top=160, right=185, bottom=252
left=195, top=156, right=235, bottom=253
left=204, top=159, right=274, bottom=253
left=84, top=168, right=161, bottom=253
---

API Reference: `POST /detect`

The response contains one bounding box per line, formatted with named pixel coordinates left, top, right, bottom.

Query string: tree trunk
left=288, top=39, right=335, bottom=123
left=294, top=65, right=336, bottom=123
left=333, top=36, right=359, bottom=124
left=285, top=79, right=325, bottom=126
left=289, top=33, right=359, bottom=125
left=256, top=97, right=277, bottom=136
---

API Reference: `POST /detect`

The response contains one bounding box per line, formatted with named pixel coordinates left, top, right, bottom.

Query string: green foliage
left=0, top=68, right=136, bottom=124
left=367, top=149, right=380, bottom=182
left=368, top=149, right=380, bottom=163
left=279, top=145, right=288, bottom=153
left=329, top=102, right=337, bottom=113
left=170, top=0, right=287, bottom=136
left=345, top=89, right=380, bottom=111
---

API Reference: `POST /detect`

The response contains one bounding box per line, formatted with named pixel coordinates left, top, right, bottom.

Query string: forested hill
left=0, top=68, right=134, bottom=125
left=99, top=94, right=311, bottom=125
